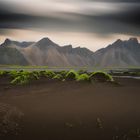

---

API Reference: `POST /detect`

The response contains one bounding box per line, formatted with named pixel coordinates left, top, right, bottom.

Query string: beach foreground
left=0, top=77, right=140, bottom=140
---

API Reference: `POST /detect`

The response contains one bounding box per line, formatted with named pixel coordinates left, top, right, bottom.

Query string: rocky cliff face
left=0, top=39, right=29, bottom=65
left=0, top=37, right=140, bottom=67
left=93, top=38, right=140, bottom=67
left=0, top=38, right=94, bottom=66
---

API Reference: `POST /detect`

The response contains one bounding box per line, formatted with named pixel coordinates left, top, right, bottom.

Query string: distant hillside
left=93, top=38, right=140, bottom=67
left=0, top=38, right=94, bottom=66
left=0, top=37, right=140, bottom=67
left=0, top=39, right=29, bottom=65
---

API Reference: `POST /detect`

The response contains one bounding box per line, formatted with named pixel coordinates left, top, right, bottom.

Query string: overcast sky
left=0, top=0, right=140, bottom=51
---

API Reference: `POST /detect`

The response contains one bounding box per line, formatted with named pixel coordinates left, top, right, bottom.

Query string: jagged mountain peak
left=114, top=38, right=139, bottom=44
left=1, top=38, right=34, bottom=48
left=114, top=39, right=123, bottom=44
left=35, top=37, right=58, bottom=48
left=94, top=37, right=140, bottom=67
left=62, top=44, right=72, bottom=49
left=63, top=44, right=72, bottom=47
left=128, top=37, right=138, bottom=43
left=0, top=37, right=140, bottom=67
left=4, top=38, right=11, bottom=42
left=38, top=37, right=52, bottom=43
left=107, top=37, right=139, bottom=49
left=110, top=39, right=123, bottom=47
left=127, top=38, right=139, bottom=46
left=0, top=39, right=29, bottom=65
left=1, top=38, right=12, bottom=47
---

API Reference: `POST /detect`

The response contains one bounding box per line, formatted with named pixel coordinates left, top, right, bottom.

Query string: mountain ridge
left=0, top=37, right=140, bottom=67
left=93, top=37, right=140, bottom=67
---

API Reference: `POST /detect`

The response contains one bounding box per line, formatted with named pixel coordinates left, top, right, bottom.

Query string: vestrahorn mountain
left=94, top=38, right=140, bottom=67
left=0, top=37, right=140, bottom=67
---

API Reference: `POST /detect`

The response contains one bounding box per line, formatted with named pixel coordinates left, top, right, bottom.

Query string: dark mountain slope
left=93, top=38, right=140, bottom=67
left=0, top=37, right=140, bottom=67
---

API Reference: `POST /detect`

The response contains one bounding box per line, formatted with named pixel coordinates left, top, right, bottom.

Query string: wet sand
left=0, top=77, right=140, bottom=140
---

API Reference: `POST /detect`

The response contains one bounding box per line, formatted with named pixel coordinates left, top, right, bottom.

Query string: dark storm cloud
left=64, top=5, right=140, bottom=36
left=0, top=3, right=84, bottom=34
left=85, top=5, right=140, bottom=34
left=0, top=3, right=75, bottom=33
left=0, top=1, right=140, bottom=36
left=88, top=0, right=140, bottom=2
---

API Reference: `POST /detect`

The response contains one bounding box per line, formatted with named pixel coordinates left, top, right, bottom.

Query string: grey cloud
left=0, top=1, right=140, bottom=36
left=87, top=0, right=140, bottom=2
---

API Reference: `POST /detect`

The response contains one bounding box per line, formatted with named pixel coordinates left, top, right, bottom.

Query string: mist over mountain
left=0, top=37, right=140, bottom=67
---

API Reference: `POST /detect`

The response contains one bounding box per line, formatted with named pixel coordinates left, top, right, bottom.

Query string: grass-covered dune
left=0, top=70, right=114, bottom=85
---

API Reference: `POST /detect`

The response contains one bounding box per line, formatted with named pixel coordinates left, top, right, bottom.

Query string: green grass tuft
left=90, top=71, right=114, bottom=82
left=52, top=74, right=63, bottom=80
left=0, top=69, right=117, bottom=85
left=76, top=74, right=90, bottom=82
left=65, top=70, right=79, bottom=80
left=0, top=71, right=7, bottom=76
left=9, top=71, right=40, bottom=85
left=10, top=71, right=31, bottom=85
left=43, top=70, right=55, bottom=79
left=58, top=70, right=68, bottom=78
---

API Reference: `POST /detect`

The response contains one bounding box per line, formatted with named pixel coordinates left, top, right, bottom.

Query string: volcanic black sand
left=0, top=77, right=140, bottom=140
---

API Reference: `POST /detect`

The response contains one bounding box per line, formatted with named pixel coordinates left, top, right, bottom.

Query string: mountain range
left=0, top=37, right=140, bottom=67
